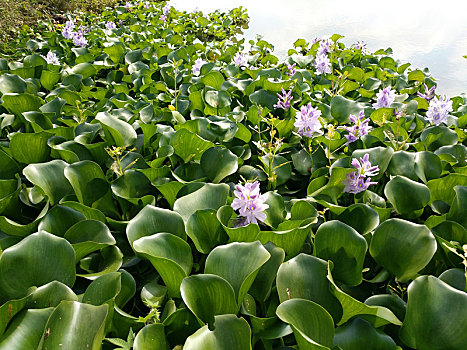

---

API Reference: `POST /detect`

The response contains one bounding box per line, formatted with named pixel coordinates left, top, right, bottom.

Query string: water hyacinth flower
left=160, top=14, right=167, bottom=22
left=106, top=21, right=116, bottom=30
left=317, top=38, right=333, bottom=56
left=354, top=40, right=367, bottom=53
left=162, top=4, right=170, bottom=15
left=417, top=83, right=436, bottom=101
left=342, top=154, right=379, bottom=194
left=426, top=95, right=453, bottom=125
left=274, top=88, right=292, bottom=110
left=125, top=2, right=132, bottom=11
left=294, top=103, right=322, bottom=137
left=62, top=20, right=75, bottom=40
left=344, top=111, right=370, bottom=144
left=311, top=37, right=320, bottom=44
left=40, top=51, right=59, bottom=65
left=144, top=1, right=151, bottom=9
left=234, top=52, right=247, bottom=67
left=314, top=53, right=332, bottom=75
left=73, top=30, right=88, bottom=47
left=373, top=86, right=395, bottom=108
left=192, top=58, right=204, bottom=76
left=231, top=181, right=269, bottom=226
left=286, top=62, right=296, bottom=76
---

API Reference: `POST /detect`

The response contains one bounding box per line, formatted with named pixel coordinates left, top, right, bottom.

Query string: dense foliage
left=0, top=1, right=466, bottom=349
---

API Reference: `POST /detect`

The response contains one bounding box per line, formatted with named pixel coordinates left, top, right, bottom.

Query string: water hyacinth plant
left=0, top=1, right=465, bottom=349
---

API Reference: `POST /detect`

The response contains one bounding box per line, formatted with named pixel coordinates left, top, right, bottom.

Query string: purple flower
left=163, top=4, right=170, bottom=15
left=274, top=88, right=292, bottom=110
left=234, top=52, right=247, bottom=67
left=79, top=25, right=89, bottom=34
left=355, top=41, right=368, bottom=53
left=192, top=58, right=204, bottom=76
left=118, top=20, right=124, bottom=26
left=344, top=111, right=370, bottom=144
left=144, top=1, right=151, bottom=9
left=426, top=95, right=453, bottom=125
left=160, top=14, right=167, bottom=22
left=62, top=20, right=75, bottom=40
left=72, top=30, right=88, bottom=47
left=294, top=103, right=322, bottom=137
left=40, top=51, right=59, bottom=65
left=286, top=62, right=296, bottom=76
left=343, top=154, right=379, bottom=194
left=125, top=2, right=132, bottom=11
left=106, top=21, right=116, bottom=30
left=311, top=37, right=320, bottom=44
left=231, top=181, right=269, bottom=226
left=417, top=83, right=436, bottom=101
left=314, top=53, right=331, bottom=75
left=317, top=38, right=333, bottom=56
left=352, top=153, right=380, bottom=178
left=373, top=87, right=395, bottom=108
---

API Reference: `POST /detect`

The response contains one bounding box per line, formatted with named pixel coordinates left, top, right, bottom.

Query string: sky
left=170, top=0, right=467, bottom=97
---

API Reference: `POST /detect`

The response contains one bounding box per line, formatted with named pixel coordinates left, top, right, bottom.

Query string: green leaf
left=170, top=128, right=214, bottom=163
left=427, top=174, right=467, bottom=205
left=330, top=96, right=364, bottom=123
left=200, top=147, right=238, bottom=183
left=352, top=147, right=394, bottom=181
left=249, top=242, right=285, bottom=303
left=186, top=209, right=227, bottom=254
left=400, top=276, right=467, bottom=350
left=10, top=131, right=50, bottom=164
left=27, top=281, right=77, bottom=308
left=174, top=183, right=229, bottom=222
left=1, top=93, right=43, bottom=116
left=95, top=112, right=137, bottom=147
left=181, top=274, right=238, bottom=324
left=333, top=318, right=397, bottom=350
left=200, top=71, right=225, bottom=90
left=0, top=308, right=53, bottom=350
left=369, top=218, right=436, bottom=282
left=23, top=160, right=73, bottom=205
left=276, top=254, right=343, bottom=323
left=205, top=241, right=270, bottom=306
left=126, top=205, right=186, bottom=247
left=249, top=89, right=277, bottom=110
left=0, top=231, right=76, bottom=300
left=314, top=221, right=367, bottom=286
left=414, top=151, right=442, bottom=183
left=38, top=301, right=108, bottom=350
left=448, top=186, right=467, bottom=228
left=327, top=264, right=402, bottom=327
left=384, top=176, right=431, bottom=215
left=217, top=205, right=261, bottom=242
left=336, top=204, right=379, bottom=235
left=133, top=232, right=193, bottom=298
left=64, top=219, right=116, bottom=262
left=0, top=74, right=27, bottom=93
left=276, top=298, right=334, bottom=350
left=184, top=314, right=252, bottom=350
left=134, top=324, right=169, bottom=350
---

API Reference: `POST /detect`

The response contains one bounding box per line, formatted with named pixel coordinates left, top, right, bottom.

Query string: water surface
left=171, top=0, right=467, bottom=97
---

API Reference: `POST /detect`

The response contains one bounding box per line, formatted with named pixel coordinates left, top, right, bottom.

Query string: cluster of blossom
left=294, top=103, right=323, bottom=137
left=372, top=86, right=395, bottom=108
left=354, top=41, right=368, bottom=54
left=417, top=83, right=436, bottom=101
left=314, top=38, right=333, bottom=75
left=105, top=21, right=116, bottom=30
left=231, top=181, right=269, bottom=226
left=285, top=62, right=296, bottom=76
left=40, top=51, right=59, bottom=65
left=344, top=111, right=370, bottom=144
left=163, top=4, right=170, bottom=15
left=192, top=58, right=204, bottom=76
left=62, top=21, right=88, bottom=47
left=234, top=52, right=247, bottom=67
left=426, top=95, right=453, bottom=125
left=343, top=154, right=379, bottom=194
left=274, top=88, right=292, bottom=110
left=125, top=2, right=132, bottom=11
